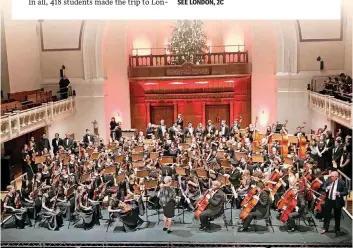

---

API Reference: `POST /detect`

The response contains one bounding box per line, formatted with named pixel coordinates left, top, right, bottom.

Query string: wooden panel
left=177, top=102, right=203, bottom=127
left=150, top=106, right=174, bottom=127
left=205, top=104, right=230, bottom=130
left=131, top=103, right=147, bottom=133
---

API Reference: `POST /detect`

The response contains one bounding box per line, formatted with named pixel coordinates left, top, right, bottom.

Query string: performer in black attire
left=109, top=117, right=118, bottom=140
left=176, top=114, right=184, bottom=129
left=158, top=176, right=176, bottom=233
left=38, top=133, right=51, bottom=152
left=52, top=133, right=63, bottom=155
left=240, top=181, right=270, bottom=231
left=146, top=123, right=155, bottom=139
left=286, top=190, right=307, bottom=232
left=107, top=187, right=144, bottom=231
left=316, top=134, right=327, bottom=171
left=3, top=185, right=31, bottom=229
left=199, top=180, right=226, bottom=231
left=321, top=171, right=348, bottom=236
left=59, top=75, right=71, bottom=99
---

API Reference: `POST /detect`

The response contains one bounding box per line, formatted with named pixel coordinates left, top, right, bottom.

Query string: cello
left=279, top=194, right=298, bottom=223
left=240, top=185, right=258, bottom=207
left=277, top=187, right=298, bottom=210
left=194, top=189, right=213, bottom=219
left=239, top=190, right=263, bottom=220
left=298, top=122, right=307, bottom=159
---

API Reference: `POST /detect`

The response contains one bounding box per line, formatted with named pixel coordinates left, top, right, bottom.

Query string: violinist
left=56, top=181, right=71, bottom=221
left=286, top=189, right=308, bottom=232
left=75, top=186, right=98, bottom=230
left=109, top=117, right=118, bottom=140
left=108, top=187, right=144, bottom=231
left=158, top=176, right=176, bottom=233
left=239, top=181, right=270, bottom=232
left=339, top=144, right=352, bottom=180
left=63, top=133, right=74, bottom=151
left=234, top=169, right=252, bottom=208
left=320, top=171, right=348, bottom=236
left=3, top=185, right=31, bottom=229
left=196, top=123, right=205, bottom=136
left=199, top=180, right=226, bottom=231
left=41, top=186, right=63, bottom=231
left=325, top=131, right=335, bottom=169
left=20, top=180, right=37, bottom=219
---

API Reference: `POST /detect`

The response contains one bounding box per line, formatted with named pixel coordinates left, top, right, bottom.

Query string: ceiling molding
left=296, top=19, right=343, bottom=42
left=40, top=21, right=85, bottom=52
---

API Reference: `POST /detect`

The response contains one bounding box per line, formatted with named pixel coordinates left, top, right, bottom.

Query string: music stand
left=91, top=152, right=100, bottom=160
left=115, top=155, right=124, bottom=163
left=136, top=170, right=149, bottom=178
left=234, top=152, right=246, bottom=161
left=66, top=185, right=76, bottom=198
left=179, top=143, right=190, bottom=150
left=195, top=168, right=207, bottom=178
left=272, top=134, right=282, bottom=141
left=252, top=155, right=264, bottom=163
left=150, top=152, right=159, bottom=160
left=103, top=166, right=116, bottom=175
left=175, top=167, right=186, bottom=176
left=132, top=161, right=145, bottom=169
left=132, top=153, right=143, bottom=161
left=135, top=146, right=144, bottom=153
left=62, top=157, right=70, bottom=166
left=143, top=139, right=153, bottom=145
left=217, top=151, right=225, bottom=159
left=86, top=148, right=94, bottom=155
left=160, top=156, right=173, bottom=165
left=220, top=159, right=231, bottom=169
left=142, top=180, right=158, bottom=222
left=283, top=157, right=294, bottom=166
left=34, top=156, right=45, bottom=164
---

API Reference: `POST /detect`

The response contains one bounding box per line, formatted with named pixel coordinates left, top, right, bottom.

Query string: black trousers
left=287, top=212, right=300, bottom=229
left=323, top=199, right=342, bottom=232
left=199, top=209, right=214, bottom=228
left=242, top=209, right=263, bottom=229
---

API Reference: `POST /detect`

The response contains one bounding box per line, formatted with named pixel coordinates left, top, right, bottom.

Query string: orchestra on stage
left=1, top=115, right=351, bottom=236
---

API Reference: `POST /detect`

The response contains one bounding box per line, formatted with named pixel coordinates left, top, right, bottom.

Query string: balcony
left=0, top=97, right=76, bottom=143
left=308, top=91, right=352, bottom=128
left=128, top=45, right=251, bottom=79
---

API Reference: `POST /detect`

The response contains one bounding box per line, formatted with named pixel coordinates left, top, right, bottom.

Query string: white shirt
left=328, top=179, right=338, bottom=200
left=221, top=126, right=225, bottom=135
left=66, top=139, right=69, bottom=145
left=161, top=125, right=166, bottom=135
left=56, top=139, right=59, bottom=146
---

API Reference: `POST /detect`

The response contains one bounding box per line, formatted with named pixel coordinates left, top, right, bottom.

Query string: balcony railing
left=308, top=91, right=352, bottom=128
left=0, top=97, right=76, bottom=143
left=129, top=45, right=248, bottom=67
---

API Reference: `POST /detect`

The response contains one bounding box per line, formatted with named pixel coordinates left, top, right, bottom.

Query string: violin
left=270, top=174, right=289, bottom=196
left=314, top=193, right=326, bottom=213
left=119, top=200, right=132, bottom=213
left=15, top=192, right=21, bottom=209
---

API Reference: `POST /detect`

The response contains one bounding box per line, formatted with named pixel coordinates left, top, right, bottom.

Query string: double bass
left=298, top=122, right=307, bottom=159
left=281, top=120, right=289, bottom=157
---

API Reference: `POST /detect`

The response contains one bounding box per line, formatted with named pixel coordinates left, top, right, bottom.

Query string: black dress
left=317, top=141, right=327, bottom=170
left=159, top=186, right=176, bottom=218
left=110, top=198, right=144, bottom=231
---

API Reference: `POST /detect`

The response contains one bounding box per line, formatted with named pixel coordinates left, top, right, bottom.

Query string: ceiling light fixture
left=224, top=80, right=234, bottom=83
left=144, top=82, right=157, bottom=85
left=170, top=82, right=185, bottom=85
left=195, top=81, right=209, bottom=84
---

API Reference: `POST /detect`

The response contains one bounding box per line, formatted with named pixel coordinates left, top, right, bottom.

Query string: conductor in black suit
left=227, top=162, right=241, bottom=188
left=157, top=119, right=167, bottom=140
left=320, top=171, right=348, bottom=236
left=206, top=120, right=216, bottom=136
left=83, top=129, right=94, bottom=147
left=63, top=133, right=74, bottom=151
left=219, top=120, right=230, bottom=138
left=199, top=180, right=226, bottom=230
left=38, top=133, right=51, bottom=152
left=240, top=181, right=270, bottom=231
left=51, top=133, right=63, bottom=155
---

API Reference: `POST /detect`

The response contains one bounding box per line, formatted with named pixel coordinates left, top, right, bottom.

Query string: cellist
left=239, top=181, right=270, bottom=232
left=285, top=186, right=307, bottom=232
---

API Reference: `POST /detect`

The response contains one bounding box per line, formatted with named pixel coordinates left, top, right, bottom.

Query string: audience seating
left=1, top=90, right=54, bottom=116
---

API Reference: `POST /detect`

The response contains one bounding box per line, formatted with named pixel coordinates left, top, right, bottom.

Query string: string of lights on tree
left=167, top=20, right=208, bottom=65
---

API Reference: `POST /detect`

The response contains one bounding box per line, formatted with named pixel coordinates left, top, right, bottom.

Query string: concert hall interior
left=0, top=0, right=352, bottom=247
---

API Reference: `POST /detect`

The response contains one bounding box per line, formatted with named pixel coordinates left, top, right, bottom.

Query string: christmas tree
left=167, top=20, right=208, bottom=65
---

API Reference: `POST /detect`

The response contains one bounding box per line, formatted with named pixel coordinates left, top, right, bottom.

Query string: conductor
left=199, top=180, right=226, bottom=231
